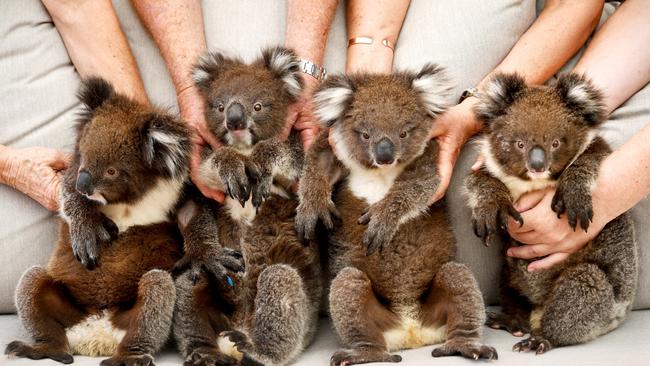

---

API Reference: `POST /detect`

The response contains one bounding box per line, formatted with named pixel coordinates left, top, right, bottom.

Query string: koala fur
left=5, top=78, right=192, bottom=365
left=172, top=47, right=322, bottom=366
left=464, top=72, right=638, bottom=353
left=295, top=66, right=497, bottom=366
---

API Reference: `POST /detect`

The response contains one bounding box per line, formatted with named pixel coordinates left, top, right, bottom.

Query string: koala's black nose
left=528, top=146, right=546, bottom=172
left=226, top=102, right=247, bottom=131
left=76, top=170, right=93, bottom=195
left=375, top=138, right=395, bottom=165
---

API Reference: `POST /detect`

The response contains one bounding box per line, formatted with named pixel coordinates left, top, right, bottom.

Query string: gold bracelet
left=348, top=37, right=395, bottom=52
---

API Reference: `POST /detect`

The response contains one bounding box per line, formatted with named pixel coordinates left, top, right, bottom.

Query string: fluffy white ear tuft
left=411, top=64, right=453, bottom=117
left=313, top=76, right=355, bottom=127
left=555, top=73, right=605, bottom=126
left=262, top=47, right=303, bottom=99
left=192, top=51, right=227, bottom=92
left=142, top=116, right=191, bottom=179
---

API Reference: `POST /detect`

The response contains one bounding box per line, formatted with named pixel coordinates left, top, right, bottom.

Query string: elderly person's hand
left=0, top=146, right=71, bottom=212
left=285, top=74, right=321, bottom=149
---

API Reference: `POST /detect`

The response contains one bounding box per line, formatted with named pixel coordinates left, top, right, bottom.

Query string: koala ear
left=141, top=114, right=192, bottom=179
left=474, top=72, right=527, bottom=125
left=76, top=77, right=115, bottom=134
left=410, top=64, right=452, bottom=117
left=192, top=51, right=231, bottom=93
left=555, top=73, right=605, bottom=126
left=262, top=46, right=303, bottom=99
left=313, top=75, right=355, bottom=127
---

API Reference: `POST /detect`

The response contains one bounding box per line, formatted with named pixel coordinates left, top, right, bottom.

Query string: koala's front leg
left=199, top=146, right=260, bottom=207
left=61, top=165, right=118, bottom=269
left=360, top=141, right=441, bottom=255
left=173, top=199, right=244, bottom=290
left=551, top=137, right=610, bottom=232
left=464, top=169, right=522, bottom=247
left=248, top=132, right=304, bottom=207
left=295, top=132, right=343, bottom=241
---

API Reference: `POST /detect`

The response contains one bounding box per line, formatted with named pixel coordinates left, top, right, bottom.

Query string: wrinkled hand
left=506, top=188, right=605, bottom=271
left=285, top=75, right=320, bottom=149
left=177, top=85, right=226, bottom=203
left=1, top=146, right=71, bottom=211
left=428, top=100, right=483, bottom=205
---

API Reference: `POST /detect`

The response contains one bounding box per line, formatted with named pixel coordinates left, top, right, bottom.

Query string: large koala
left=464, top=72, right=638, bottom=353
left=172, top=47, right=322, bottom=366
left=296, top=66, right=497, bottom=365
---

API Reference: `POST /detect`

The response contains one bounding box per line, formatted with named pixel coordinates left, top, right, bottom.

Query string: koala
left=172, top=47, right=322, bottom=366
left=4, top=78, right=194, bottom=365
left=464, top=72, right=638, bottom=353
left=295, top=66, right=497, bottom=366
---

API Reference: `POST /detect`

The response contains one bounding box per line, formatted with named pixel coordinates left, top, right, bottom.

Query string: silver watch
left=298, top=59, right=327, bottom=82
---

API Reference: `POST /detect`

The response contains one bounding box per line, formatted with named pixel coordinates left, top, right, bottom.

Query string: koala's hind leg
left=328, top=267, right=402, bottom=366
left=431, top=262, right=498, bottom=361
left=514, top=263, right=615, bottom=354
left=486, top=266, right=532, bottom=337
left=173, top=271, right=238, bottom=366
left=5, top=266, right=86, bottom=364
left=101, top=270, right=176, bottom=366
left=223, top=264, right=316, bottom=366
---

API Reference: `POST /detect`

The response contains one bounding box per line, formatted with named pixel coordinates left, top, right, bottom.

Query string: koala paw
left=69, top=212, right=118, bottom=270
left=358, top=204, right=399, bottom=256
left=471, top=200, right=522, bottom=247
left=100, top=353, right=154, bottom=366
left=330, top=348, right=402, bottom=366
left=551, top=184, right=593, bottom=232
left=295, top=198, right=340, bottom=242
left=172, top=247, right=244, bottom=289
left=183, top=349, right=238, bottom=366
left=486, top=311, right=530, bottom=337
left=251, top=169, right=273, bottom=209
left=5, top=340, right=73, bottom=364
left=432, top=340, right=498, bottom=361
left=216, top=152, right=261, bottom=207
left=512, top=336, right=552, bottom=355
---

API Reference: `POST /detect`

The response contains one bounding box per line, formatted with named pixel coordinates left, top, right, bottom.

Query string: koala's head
left=192, top=47, right=302, bottom=150
left=475, top=72, right=605, bottom=181
left=74, top=77, right=191, bottom=204
left=313, top=64, right=451, bottom=168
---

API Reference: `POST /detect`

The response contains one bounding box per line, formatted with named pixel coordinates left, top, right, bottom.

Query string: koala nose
left=375, top=138, right=395, bottom=165
left=226, top=102, right=247, bottom=131
left=76, top=170, right=94, bottom=195
left=528, top=146, right=546, bottom=172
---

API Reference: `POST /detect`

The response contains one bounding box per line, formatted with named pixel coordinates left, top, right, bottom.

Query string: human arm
left=284, top=0, right=339, bottom=148
left=507, top=0, right=650, bottom=270
left=42, top=0, right=148, bottom=104
left=430, top=0, right=605, bottom=203
left=131, top=0, right=224, bottom=202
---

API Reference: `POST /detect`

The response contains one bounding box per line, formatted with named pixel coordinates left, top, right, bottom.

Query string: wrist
left=457, top=97, right=484, bottom=135
left=0, top=145, right=15, bottom=185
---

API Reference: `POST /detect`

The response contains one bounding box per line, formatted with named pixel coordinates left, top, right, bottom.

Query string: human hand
left=177, top=85, right=225, bottom=203
left=0, top=146, right=71, bottom=211
left=506, top=188, right=606, bottom=271
left=428, top=99, right=483, bottom=204
left=286, top=74, right=320, bottom=149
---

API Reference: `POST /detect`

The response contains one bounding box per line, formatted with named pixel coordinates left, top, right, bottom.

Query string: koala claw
left=432, top=340, right=498, bottom=361
left=184, top=349, right=237, bottom=366
left=512, top=336, right=552, bottom=355
left=251, top=172, right=273, bottom=209
left=70, top=213, right=118, bottom=270
left=471, top=201, right=521, bottom=247
left=295, top=200, right=340, bottom=242
left=551, top=186, right=593, bottom=232
left=172, top=248, right=244, bottom=288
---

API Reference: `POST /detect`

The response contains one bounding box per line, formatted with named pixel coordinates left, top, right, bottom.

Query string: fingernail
left=506, top=249, right=513, bottom=256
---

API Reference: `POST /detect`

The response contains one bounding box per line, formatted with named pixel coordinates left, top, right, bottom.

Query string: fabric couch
left=1, top=1, right=648, bottom=365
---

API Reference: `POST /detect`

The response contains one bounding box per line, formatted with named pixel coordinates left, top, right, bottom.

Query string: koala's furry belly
left=329, top=187, right=455, bottom=349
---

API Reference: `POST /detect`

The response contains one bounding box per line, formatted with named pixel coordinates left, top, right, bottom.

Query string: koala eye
left=551, top=139, right=561, bottom=149
left=516, top=140, right=525, bottom=150
left=253, top=103, right=262, bottom=112
left=362, top=132, right=370, bottom=140
left=399, top=131, right=407, bottom=139
left=105, top=167, right=118, bottom=177
left=217, top=104, right=225, bottom=112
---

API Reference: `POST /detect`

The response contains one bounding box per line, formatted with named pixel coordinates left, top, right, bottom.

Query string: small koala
left=464, top=72, right=638, bottom=353
left=172, top=47, right=322, bottom=366
left=296, top=66, right=497, bottom=366
left=5, top=78, right=194, bottom=365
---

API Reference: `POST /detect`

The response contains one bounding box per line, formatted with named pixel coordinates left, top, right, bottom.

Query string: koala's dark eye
left=399, top=131, right=407, bottom=139
left=362, top=132, right=370, bottom=140
left=105, top=168, right=117, bottom=177
left=217, top=104, right=225, bottom=112
left=253, top=103, right=262, bottom=112
left=551, top=139, right=561, bottom=149
left=516, top=140, right=525, bottom=150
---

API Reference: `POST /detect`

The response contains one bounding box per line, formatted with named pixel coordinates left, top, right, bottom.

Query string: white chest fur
left=331, top=129, right=405, bottom=205
left=100, top=178, right=183, bottom=232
